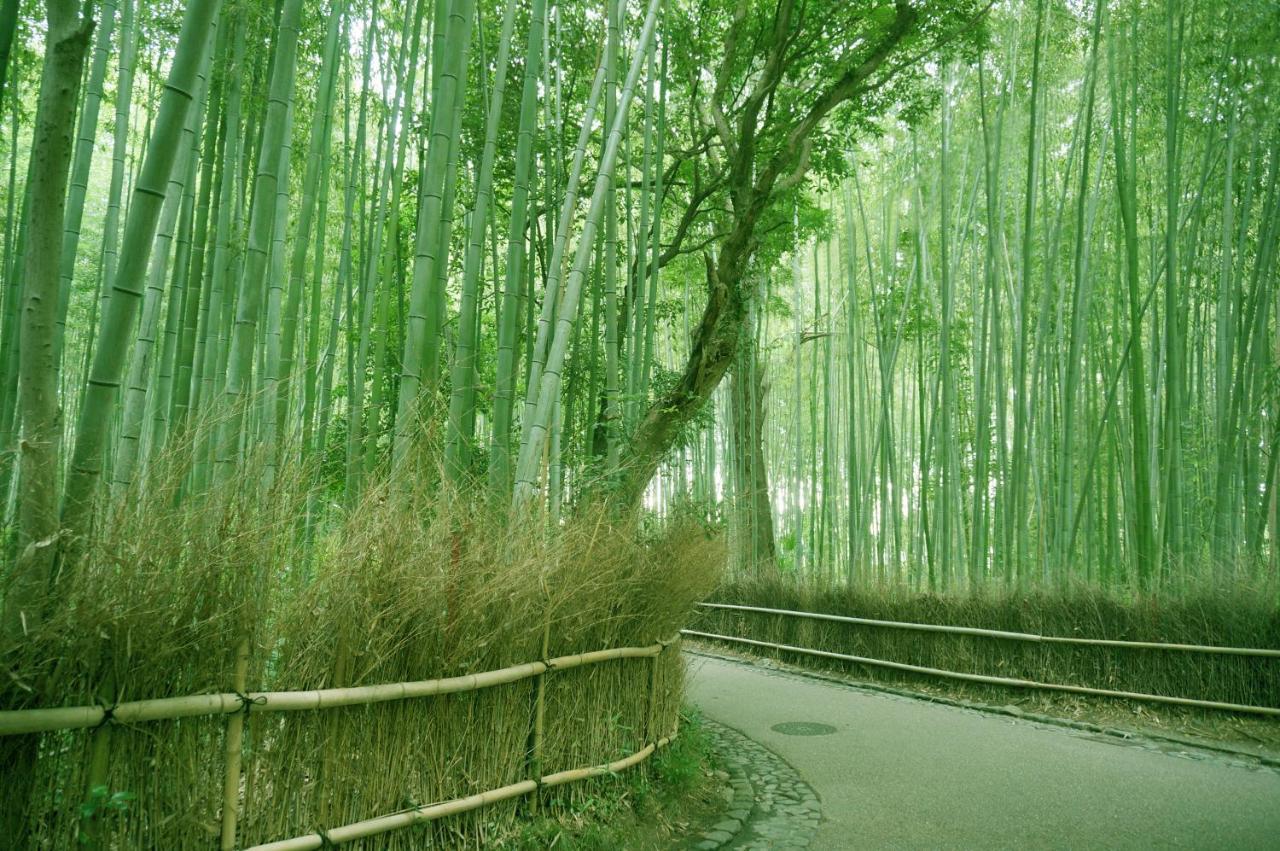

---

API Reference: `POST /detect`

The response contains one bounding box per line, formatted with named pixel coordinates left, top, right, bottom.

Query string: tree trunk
left=616, top=230, right=750, bottom=508
left=730, top=340, right=776, bottom=575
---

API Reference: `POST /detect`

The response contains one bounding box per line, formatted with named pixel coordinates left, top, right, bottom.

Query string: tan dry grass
left=1, top=432, right=724, bottom=848
left=699, top=577, right=1280, bottom=714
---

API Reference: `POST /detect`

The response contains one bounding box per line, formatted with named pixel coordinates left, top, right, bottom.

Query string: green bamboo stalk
left=111, top=23, right=215, bottom=494
left=444, top=0, right=521, bottom=480
left=513, top=0, right=662, bottom=503
left=97, top=0, right=137, bottom=318
left=214, top=0, right=304, bottom=482
left=518, top=61, right=608, bottom=453
left=393, top=0, right=476, bottom=463
left=488, top=0, right=547, bottom=496
left=61, top=0, right=222, bottom=548
left=600, top=0, right=621, bottom=473
left=3, top=0, right=93, bottom=637
left=639, top=36, right=667, bottom=415
left=54, top=0, right=118, bottom=374
left=1107, top=17, right=1155, bottom=588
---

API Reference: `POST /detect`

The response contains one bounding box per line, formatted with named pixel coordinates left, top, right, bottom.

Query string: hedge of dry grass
left=0, top=439, right=722, bottom=849
left=695, top=578, right=1280, bottom=712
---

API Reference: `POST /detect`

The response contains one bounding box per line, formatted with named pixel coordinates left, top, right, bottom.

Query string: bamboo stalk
left=528, top=615, right=551, bottom=815
left=79, top=714, right=113, bottom=848
left=1, top=637, right=679, bottom=736
left=540, top=740, right=655, bottom=787
left=644, top=640, right=663, bottom=744
left=219, top=639, right=250, bottom=851
left=683, top=630, right=1280, bottom=717
left=697, top=603, right=1280, bottom=658
left=0, top=663, right=543, bottom=735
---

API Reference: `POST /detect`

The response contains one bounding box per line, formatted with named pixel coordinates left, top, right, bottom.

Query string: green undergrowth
left=498, top=709, right=724, bottom=850
left=696, top=577, right=1280, bottom=746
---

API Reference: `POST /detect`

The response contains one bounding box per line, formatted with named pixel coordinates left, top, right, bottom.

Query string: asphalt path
left=685, top=652, right=1280, bottom=850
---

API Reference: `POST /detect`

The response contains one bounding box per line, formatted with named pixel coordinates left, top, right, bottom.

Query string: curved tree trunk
left=615, top=1, right=922, bottom=510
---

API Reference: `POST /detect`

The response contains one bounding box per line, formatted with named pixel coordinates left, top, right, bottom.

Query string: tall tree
left=616, top=0, right=986, bottom=507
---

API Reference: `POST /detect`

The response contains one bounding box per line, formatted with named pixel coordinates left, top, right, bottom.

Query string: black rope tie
left=94, top=704, right=116, bottom=730
left=235, top=691, right=267, bottom=716
left=315, top=827, right=337, bottom=848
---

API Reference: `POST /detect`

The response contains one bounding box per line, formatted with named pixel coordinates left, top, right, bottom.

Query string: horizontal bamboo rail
left=697, top=602, right=1280, bottom=658
left=245, top=731, right=678, bottom=851
left=0, top=641, right=671, bottom=737
left=682, top=629, right=1280, bottom=717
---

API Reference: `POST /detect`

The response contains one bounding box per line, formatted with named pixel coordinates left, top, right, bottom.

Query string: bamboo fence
left=2, top=635, right=682, bottom=849
left=684, top=618, right=1280, bottom=717
left=695, top=602, right=1280, bottom=658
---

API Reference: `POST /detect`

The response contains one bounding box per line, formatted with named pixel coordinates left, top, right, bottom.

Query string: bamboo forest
left=1, top=0, right=1278, bottom=847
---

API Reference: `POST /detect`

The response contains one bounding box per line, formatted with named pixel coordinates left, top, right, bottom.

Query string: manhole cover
left=771, top=721, right=837, bottom=736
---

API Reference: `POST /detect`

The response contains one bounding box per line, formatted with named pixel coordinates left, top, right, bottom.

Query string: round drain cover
left=770, top=721, right=837, bottom=736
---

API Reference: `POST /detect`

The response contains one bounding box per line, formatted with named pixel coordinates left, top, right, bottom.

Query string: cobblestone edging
left=689, top=720, right=822, bottom=850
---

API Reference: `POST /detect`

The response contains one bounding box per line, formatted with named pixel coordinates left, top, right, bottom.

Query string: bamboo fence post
left=80, top=711, right=113, bottom=848
left=528, top=613, right=552, bottom=814
left=220, top=638, right=250, bottom=851
left=645, top=639, right=662, bottom=745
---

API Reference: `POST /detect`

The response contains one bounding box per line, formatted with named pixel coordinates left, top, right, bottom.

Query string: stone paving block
left=688, top=720, right=823, bottom=850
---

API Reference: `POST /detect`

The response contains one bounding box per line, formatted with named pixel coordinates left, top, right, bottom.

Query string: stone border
left=689, top=720, right=821, bottom=850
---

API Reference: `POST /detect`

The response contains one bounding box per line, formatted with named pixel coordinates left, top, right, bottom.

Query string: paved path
left=686, top=653, right=1280, bottom=850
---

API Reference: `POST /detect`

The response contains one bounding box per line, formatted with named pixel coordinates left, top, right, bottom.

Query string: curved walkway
left=686, top=652, right=1280, bottom=850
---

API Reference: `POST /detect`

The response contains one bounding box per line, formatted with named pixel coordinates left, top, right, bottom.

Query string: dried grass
left=699, top=577, right=1280, bottom=712
left=0, top=427, right=724, bottom=848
